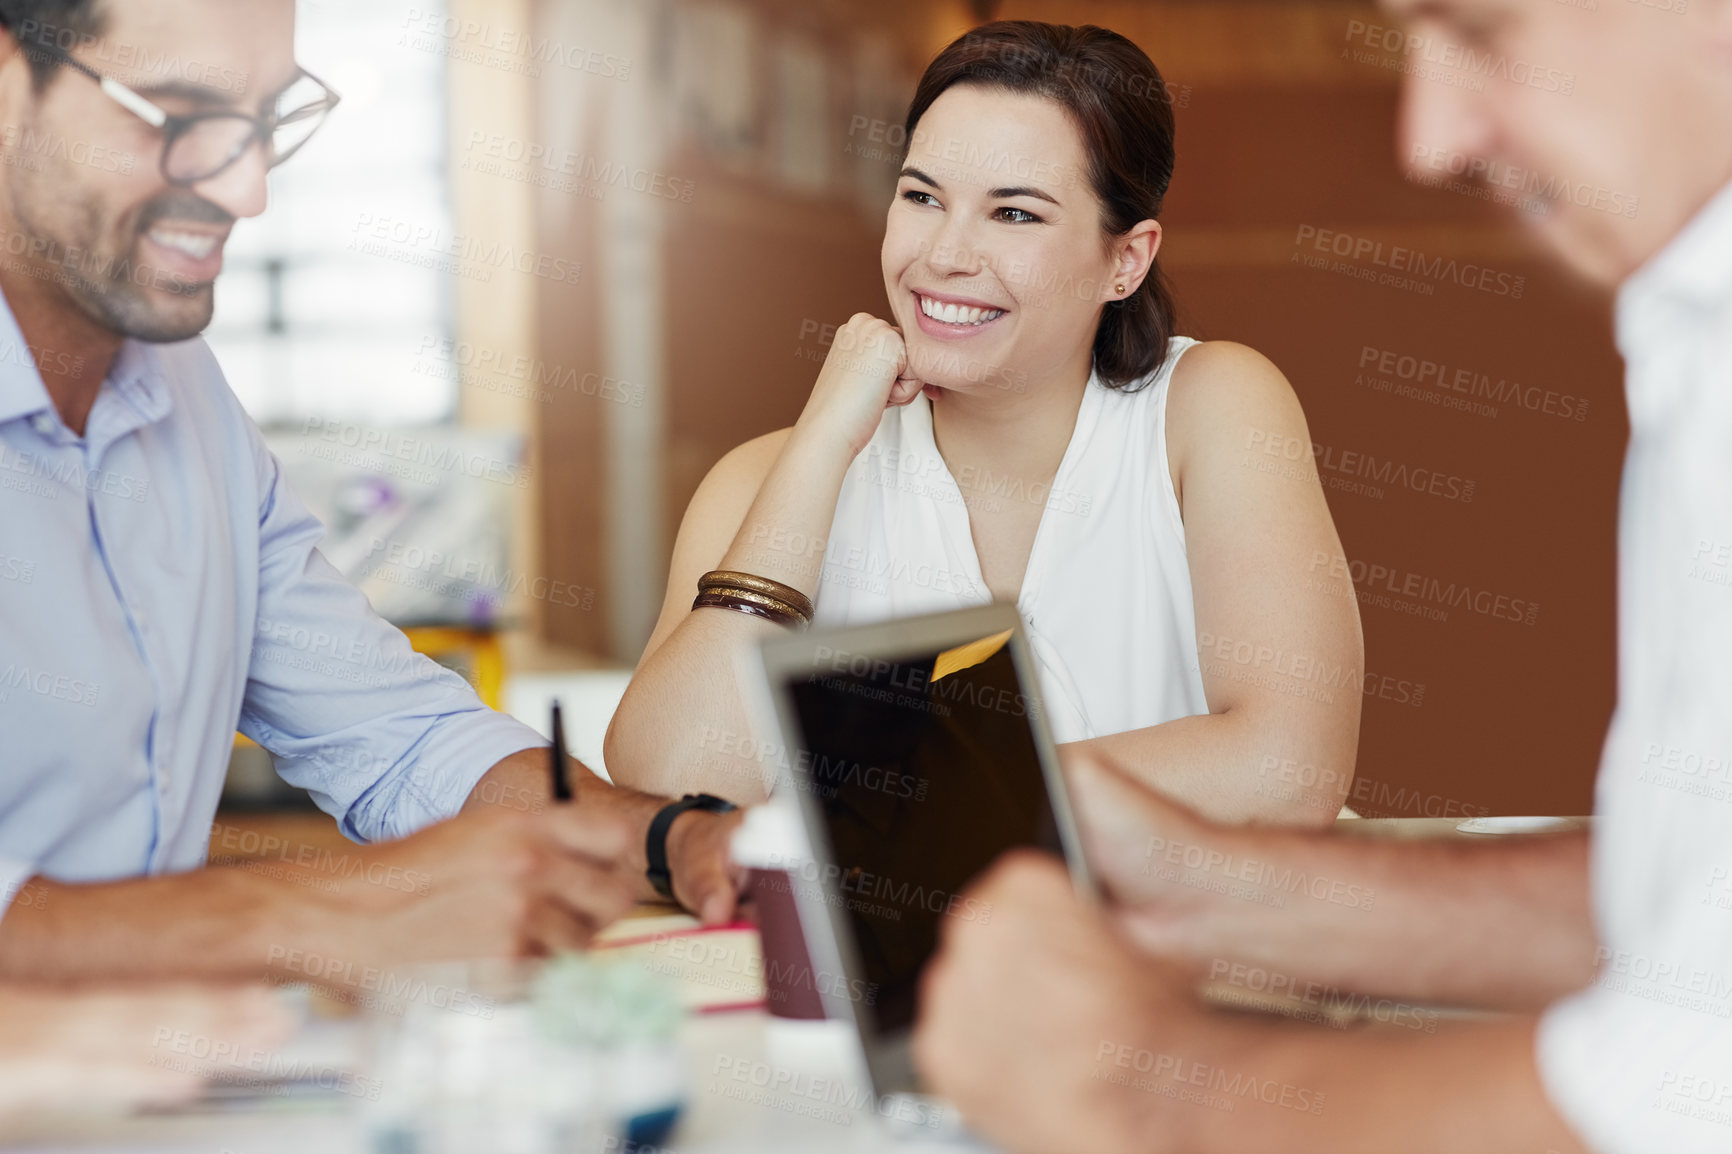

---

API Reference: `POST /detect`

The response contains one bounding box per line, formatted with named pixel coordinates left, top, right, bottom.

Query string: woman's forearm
left=604, top=427, right=856, bottom=802
left=1072, top=706, right=1356, bottom=829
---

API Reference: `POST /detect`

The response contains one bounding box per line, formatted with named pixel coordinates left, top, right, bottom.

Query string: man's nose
left=189, top=137, right=271, bottom=220
left=1397, top=69, right=1494, bottom=183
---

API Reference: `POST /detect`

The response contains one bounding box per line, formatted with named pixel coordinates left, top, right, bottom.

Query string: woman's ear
left=1110, top=220, right=1163, bottom=298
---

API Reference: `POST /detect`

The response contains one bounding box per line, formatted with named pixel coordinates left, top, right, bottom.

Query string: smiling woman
left=604, top=21, right=1365, bottom=827
left=890, top=22, right=1179, bottom=393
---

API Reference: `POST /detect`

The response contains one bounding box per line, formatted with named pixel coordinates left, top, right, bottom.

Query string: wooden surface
left=207, top=812, right=356, bottom=862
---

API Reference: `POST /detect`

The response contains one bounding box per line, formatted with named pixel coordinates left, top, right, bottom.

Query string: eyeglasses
left=11, top=34, right=340, bottom=185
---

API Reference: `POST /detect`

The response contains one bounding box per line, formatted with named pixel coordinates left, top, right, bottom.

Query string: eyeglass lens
left=163, top=75, right=332, bottom=182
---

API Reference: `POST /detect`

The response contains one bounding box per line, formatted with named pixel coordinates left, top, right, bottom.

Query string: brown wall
left=1156, top=88, right=1623, bottom=819
left=533, top=0, right=1624, bottom=816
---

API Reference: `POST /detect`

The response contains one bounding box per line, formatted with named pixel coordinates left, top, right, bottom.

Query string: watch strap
left=645, top=793, right=738, bottom=902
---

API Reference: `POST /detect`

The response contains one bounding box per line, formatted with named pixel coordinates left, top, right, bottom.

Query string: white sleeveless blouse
left=812, top=337, right=1209, bottom=744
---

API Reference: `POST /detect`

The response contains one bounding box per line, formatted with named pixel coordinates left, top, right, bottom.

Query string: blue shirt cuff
left=343, top=712, right=549, bottom=844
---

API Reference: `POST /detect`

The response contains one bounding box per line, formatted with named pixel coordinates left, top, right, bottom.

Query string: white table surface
left=10, top=1008, right=989, bottom=1153
left=13, top=816, right=1588, bottom=1152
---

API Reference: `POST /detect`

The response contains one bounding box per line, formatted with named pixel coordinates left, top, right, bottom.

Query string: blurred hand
left=1065, top=747, right=1229, bottom=955
left=666, top=807, right=747, bottom=925
left=913, top=852, right=1196, bottom=1154
left=795, top=312, right=925, bottom=457
left=339, top=805, right=638, bottom=966
left=0, top=984, right=295, bottom=1127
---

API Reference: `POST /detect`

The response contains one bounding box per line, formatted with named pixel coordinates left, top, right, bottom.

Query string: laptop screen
left=782, top=627, right=1065, bottom=1038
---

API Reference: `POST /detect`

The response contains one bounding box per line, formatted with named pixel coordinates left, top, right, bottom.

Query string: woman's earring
left=1114, top=282, right=1127, bottom=296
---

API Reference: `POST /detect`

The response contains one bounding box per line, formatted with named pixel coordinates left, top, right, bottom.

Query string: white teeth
left=149, top=228, right=218, bottom=259
left=919, top=295, right=1004, bottom=326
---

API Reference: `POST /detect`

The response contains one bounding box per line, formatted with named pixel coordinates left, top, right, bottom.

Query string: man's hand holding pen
left=311, top=803, right=641, bottom=964
left=172, top=708, right=752, bottom=989
left=271, top=787, right=745, bottom=982
left=319, top=721, right=747, bottom=966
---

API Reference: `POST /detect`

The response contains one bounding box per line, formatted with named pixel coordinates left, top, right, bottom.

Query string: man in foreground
left=916, top=1, right=1732, bottom=1151
left=0, top=0, right=741, bottom=985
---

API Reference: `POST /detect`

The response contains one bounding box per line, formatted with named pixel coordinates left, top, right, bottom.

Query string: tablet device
left=753, top=603, right=1094, bottom=1103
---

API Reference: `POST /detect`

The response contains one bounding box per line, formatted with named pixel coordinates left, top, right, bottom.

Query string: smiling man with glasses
left=0, top=3, right=336, bottom=351
left=0, top=0, right=745, bottom=987
left=19, top=30, right=339, bottom=186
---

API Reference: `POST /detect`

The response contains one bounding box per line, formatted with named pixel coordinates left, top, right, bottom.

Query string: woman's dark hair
left=903, top=21, right=1180, bottom=389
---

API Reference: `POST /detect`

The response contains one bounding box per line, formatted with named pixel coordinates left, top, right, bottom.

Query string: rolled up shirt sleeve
left=238, top=439, right=545, bottom=844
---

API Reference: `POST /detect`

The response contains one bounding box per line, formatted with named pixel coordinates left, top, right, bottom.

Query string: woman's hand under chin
left=792, top=312, right=925, bottom=459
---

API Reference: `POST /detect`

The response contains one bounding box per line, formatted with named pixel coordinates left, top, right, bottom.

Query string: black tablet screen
left=782, top=629, right=1064, bottom=1037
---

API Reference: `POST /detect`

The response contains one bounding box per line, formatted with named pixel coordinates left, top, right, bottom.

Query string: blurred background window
left=206, top=0, right=456, bottom=429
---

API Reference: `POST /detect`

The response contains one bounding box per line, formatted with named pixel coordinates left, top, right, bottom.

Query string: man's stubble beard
left=7, top=157, right=217, bottom=344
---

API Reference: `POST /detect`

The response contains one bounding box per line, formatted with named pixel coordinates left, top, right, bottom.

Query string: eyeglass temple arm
left=99, top=76, right=168, bottom=128
left=6, top=28, right=171, bottom=130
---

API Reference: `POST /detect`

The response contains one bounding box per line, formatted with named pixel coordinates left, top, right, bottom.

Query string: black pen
left=550, top=699, right=573, bottom=802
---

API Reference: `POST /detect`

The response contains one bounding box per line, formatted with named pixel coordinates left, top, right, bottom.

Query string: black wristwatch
left=645, top=793, right=738, bottom=901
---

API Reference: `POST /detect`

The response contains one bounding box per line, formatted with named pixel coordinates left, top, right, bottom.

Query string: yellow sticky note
left=931, top=629, right=1013, bottom=683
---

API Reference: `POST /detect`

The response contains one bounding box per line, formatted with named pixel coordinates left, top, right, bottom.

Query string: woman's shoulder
left=1164, top=339, right=1301, bottom=430
left=1165, top=337, right=1290, bottom=389
left=675, top=428, right=793, bottom=538
left=692, top=400, right=914, bottom=513
left=718, top=426, right=794, bottom=473
left=1095, top=338, right=1292, bottom=418
left=694, top=427, right=794, bottom=509
left=1161, top=339, right=1308, bottom=478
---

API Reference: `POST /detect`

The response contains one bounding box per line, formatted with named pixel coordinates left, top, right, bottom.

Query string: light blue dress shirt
left=0, top=293, right=545, bottom=919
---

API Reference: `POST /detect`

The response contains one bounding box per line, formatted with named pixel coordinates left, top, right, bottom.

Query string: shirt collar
left=104, top=338, right=174, bottom=428
left=0, top=291, right=52, bottom=427
left=1616, top=177, right=1732, bottom=361
left=0, top=287, right=173, bottom=434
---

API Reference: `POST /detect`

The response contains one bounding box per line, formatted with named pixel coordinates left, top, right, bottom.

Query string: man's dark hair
left=0, top=0, right=105, bottom=91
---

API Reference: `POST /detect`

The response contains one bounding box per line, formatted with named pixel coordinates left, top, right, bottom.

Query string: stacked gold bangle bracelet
left=692, top=569, right=814, bottom=629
